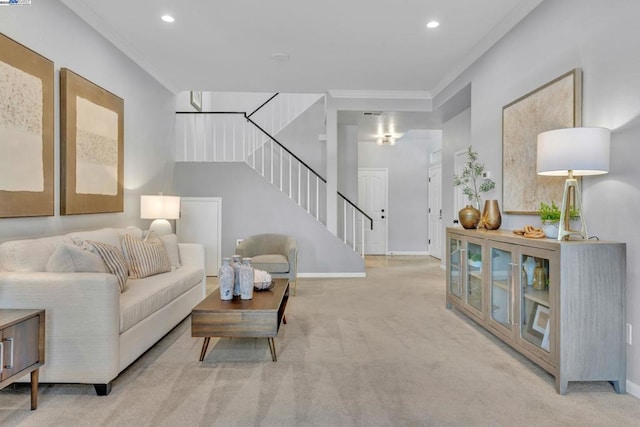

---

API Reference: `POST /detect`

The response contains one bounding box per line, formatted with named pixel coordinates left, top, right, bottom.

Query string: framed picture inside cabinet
left=528, top=302, right=550, bottom=340
left=190, top=91, right=202, bottom=111
left=502, top=69, right=582, bottom=214
left=60, top=68, right=124, bottom=215
left=0, top=33, right=54, bottom=217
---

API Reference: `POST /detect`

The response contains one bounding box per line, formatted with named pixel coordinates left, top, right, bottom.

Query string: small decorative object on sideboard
left=539, top=201, right=579, bottom=239
left=453, top=146, right=496, bottom=228
left=480, top=199, right=502, bottom=230
left=458, top=205, right=481, bottom=229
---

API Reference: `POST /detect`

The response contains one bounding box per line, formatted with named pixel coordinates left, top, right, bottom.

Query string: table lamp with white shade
left=140, top=195, right=181, bottom=235
left=536, top=127, right=610, bottom=241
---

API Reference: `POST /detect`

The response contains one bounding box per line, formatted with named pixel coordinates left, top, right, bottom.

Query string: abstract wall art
left=0, top=33, right=54, bottom=217
left=60, top=68, right=124, bottom=215
left=502, top=69, right=582, bottom=214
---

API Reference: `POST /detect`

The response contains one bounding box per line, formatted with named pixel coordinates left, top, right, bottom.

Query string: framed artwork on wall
left=190, top=91, right=202, bottom=111
left=60, top=68, right=124, bottom=215
left=0, top=33, right=54, bottom=217
left=502, top=69, right=582, bottom=214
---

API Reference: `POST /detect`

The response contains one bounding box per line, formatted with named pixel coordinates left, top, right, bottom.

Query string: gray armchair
left=236, top=233, right=298, bottom=295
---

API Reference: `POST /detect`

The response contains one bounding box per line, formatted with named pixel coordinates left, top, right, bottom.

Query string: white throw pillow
left=159, top=233, right=181, bottom=269
left=45, top=243, right=107, bottom=273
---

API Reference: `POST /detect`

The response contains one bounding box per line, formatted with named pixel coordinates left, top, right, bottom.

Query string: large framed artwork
left=60, top=68, right=124, bottom=215
left=0, top=33, right=54, bottom=217
left=502, top=69, right=582, bottom=214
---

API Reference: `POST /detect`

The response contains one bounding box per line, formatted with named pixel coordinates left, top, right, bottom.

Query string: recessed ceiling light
left=271, top=53, right=290, bottom=62
left=161, top=15, right=175, bottom=23
left=426, top=20, right=439, bottom=29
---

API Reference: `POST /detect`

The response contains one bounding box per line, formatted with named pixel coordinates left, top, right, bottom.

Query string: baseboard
left=298, top=272, right=367, bottom=278
left=626, top=379, right=640, bottom=398
left=386, top=251, right=430, bottom=255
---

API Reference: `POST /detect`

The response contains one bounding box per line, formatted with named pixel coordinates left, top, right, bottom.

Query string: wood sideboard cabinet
left=0, top=309, right=45, bottom=409
left=446, top=227, right=626, bottom=394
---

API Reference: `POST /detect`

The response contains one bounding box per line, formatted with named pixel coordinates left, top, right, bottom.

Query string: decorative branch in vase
left=453, top=146, right=496, bottom=229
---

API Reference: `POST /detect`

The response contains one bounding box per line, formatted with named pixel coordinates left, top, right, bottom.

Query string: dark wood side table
left=0, top=309, right=45, bottom=410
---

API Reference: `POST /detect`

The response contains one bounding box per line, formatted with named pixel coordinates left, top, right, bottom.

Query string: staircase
left=175, top=92, right=372, bottom=255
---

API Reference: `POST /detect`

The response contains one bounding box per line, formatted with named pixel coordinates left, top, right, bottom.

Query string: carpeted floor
left=1, top=256, right=639, bottom=426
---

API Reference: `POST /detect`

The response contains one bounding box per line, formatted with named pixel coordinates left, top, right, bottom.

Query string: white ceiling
left=60, top=0, right=543, bottom=96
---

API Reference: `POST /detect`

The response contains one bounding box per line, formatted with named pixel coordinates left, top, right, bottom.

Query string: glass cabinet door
left=465, top=242, right=483, bottom=313
left=489, top=246, right=514, bottom=331
left=448, top=237, right=463, bottom=298
left=520, top=252, right=551, bottom=353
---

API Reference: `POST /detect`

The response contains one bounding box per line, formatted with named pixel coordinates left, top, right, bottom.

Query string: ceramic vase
left=459, top=205, right=480, bottom=229
left=232, top=254, right=242, bottom=296
left=239, top=257, right=254, bottom=300
left=481, top=200, right=502, bottom=230
left=218, top=258, right=234, bottom=300
left=543, top=222, right=559, bottom=239
left=523, top=256, right=536, bottom=286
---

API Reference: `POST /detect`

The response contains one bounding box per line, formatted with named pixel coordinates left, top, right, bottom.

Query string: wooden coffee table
left=191, top=279, right=289, bottom=362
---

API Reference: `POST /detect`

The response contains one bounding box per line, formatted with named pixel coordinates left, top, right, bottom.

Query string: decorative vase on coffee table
left=459, top=205, right=480, bottom=229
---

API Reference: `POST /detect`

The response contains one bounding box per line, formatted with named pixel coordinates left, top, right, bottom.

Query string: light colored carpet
left=1, top=256, right=639, bottom=426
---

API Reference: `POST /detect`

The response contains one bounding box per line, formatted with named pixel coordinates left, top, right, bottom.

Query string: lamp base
left=149, top=219, right=173, bottom=236
left=558, top=178, right=587, bottom=241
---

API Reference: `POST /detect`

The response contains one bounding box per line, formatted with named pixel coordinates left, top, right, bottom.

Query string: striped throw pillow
left=121, top=231, right=171, bottom=279
left=79, top=240, right=129, bottom=292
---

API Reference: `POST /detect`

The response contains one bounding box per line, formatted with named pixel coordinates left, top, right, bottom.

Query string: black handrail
left=338, top=191, right=374, bottom=230
left=243, top=115, right=327, bottom=184
left=247, top=93, right=279, bottom=118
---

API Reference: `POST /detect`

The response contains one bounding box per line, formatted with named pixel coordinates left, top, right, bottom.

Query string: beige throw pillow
left=159, top=233, right=181, bottom=269
left=45, top=243, right=107, bottom=273
left=121, top=231, right=171, bottom=279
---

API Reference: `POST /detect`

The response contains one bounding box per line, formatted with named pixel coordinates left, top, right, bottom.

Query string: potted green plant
left=453, top=146, right=496, bottom=228
left=539, top=201, right=579, bottom=238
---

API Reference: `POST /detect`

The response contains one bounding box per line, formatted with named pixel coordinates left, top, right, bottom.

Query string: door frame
left=428, top=164, right=442, bottom=260
left=358, top=167, right=388, bottom=255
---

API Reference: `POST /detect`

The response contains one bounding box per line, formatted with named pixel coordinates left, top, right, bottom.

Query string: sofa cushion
left=121, top=231, right=171, bottom=279
left=80, top=241, right=129, bottom=292
left=45, top=243, right=107, bottom=273
left=119, top=265, right=204, bottom=333
left=159, top=234, right=181, bottom=269
left=250, top=254, right=290, bottom=273
left=0, top=235, right=73, bottom=272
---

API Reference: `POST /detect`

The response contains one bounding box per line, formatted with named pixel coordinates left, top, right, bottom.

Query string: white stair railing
left=337, top=192, right=373, bottom=257
left=175, top=93, right=373, bottom=256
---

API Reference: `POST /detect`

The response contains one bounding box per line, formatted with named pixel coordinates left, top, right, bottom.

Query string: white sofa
left=0, top=227, right=206, bottom=395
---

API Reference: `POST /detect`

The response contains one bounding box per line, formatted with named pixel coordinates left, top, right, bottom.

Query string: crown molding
left=328, top=90, right=432, bottom=100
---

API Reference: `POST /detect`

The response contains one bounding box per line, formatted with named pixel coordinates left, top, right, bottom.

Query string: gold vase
left=459, top=205, right=480, bottom=229
left=480, top=200, right=502, bottom=230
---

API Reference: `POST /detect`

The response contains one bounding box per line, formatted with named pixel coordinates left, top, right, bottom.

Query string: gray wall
left=0, top=1, right=176, bottom=242
left=442, top=109, right=471, bottom=230
left=437, top=0, right=640, bottom=390
left=174, top=162, right=365, bottom=274
left=338, top=124, right=359, bottom=201
left=358, top=131, right=441, bottom=253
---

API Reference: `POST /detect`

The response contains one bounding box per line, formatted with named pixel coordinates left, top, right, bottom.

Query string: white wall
left=437, top=0, right=640, bottom=393
left=0, top=1, right=176, bottom=241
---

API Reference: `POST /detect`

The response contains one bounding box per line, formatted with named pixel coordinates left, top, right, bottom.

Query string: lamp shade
left=537, top=127, right=610, bottom=176
left=140, top=195, right=180, bottom=219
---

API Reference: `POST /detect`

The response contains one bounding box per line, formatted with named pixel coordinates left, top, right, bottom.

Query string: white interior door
left=177, top=197, right=222, bottom=276
left=428, top=165, right=443, bottom=259
left=358, top=168, right=387, bottom=255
